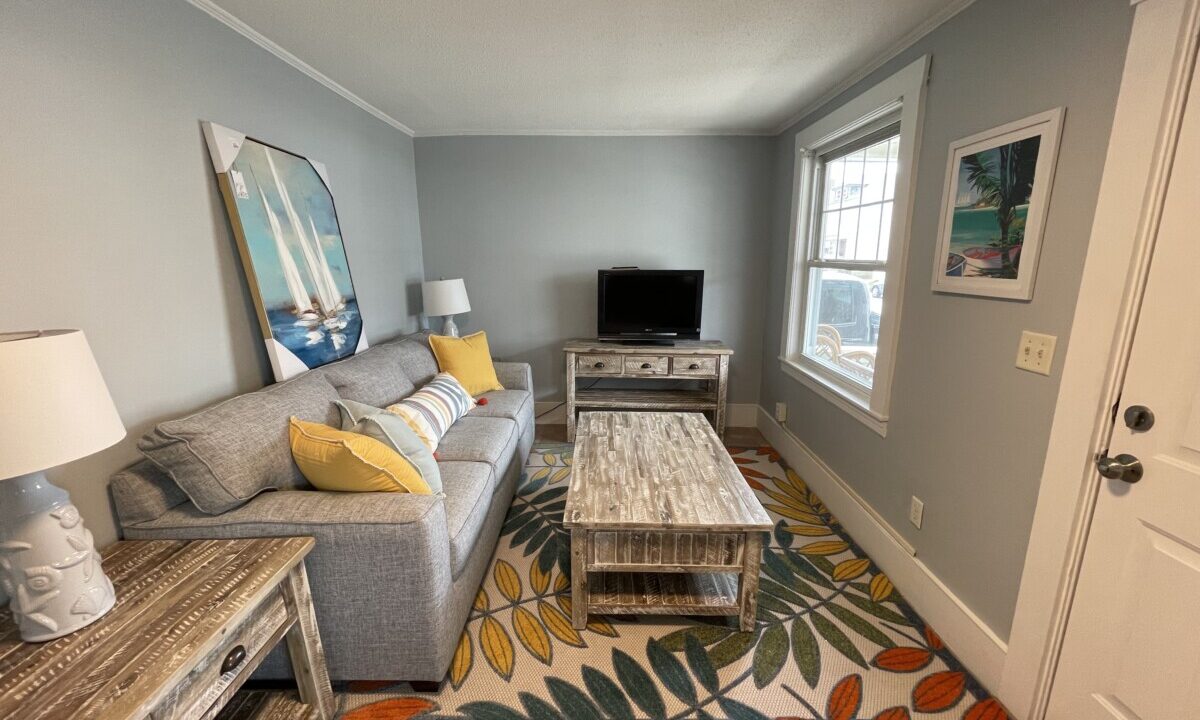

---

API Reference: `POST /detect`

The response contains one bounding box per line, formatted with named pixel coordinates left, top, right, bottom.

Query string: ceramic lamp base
left=0, top=472, right=115, bottom=642
left=441, top=315, right=460, bottom=337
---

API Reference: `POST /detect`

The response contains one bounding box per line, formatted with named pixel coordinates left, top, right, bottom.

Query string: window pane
left=817, top=130, right=900, bottom=262
left=877, top=201, right=894, bottom=261
left=883, top=138, right=899, bottom=198
left=825, top=157, right=845, bottom=210
left=841, top=149, right=866, bottom=207
left=860, top=139, right=889, bottom=205
left=855, top=203, right=882, bottom=261
left=804, top=268, right=885, bottom=388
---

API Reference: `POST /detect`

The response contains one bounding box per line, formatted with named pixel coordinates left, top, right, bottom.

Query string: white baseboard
left=534, top=402, right=759, bottom=427
left=755, top=406, right=1009, bottom=691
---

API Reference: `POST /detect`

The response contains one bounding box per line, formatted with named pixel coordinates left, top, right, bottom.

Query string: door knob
left=1096, top=453, right=1143, bottom=483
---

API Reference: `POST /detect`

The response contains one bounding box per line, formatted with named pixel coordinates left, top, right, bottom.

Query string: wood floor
left=535, top=423, right=765, bottom=446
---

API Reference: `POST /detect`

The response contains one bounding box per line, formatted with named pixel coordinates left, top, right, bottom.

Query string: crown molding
left=413, top=128, right=777, bottom=138
left=187, top=0, right=416, bottom=136
left=771, top=0, right=976, bottom=135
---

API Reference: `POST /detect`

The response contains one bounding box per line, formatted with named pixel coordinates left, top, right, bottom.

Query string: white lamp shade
left=422, top=278, right=471, bottom=317
left=0, top=330, right=125, bottom=479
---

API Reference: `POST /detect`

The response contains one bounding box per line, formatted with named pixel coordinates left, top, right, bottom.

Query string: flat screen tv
left=597, top=269, right=703, bottom=342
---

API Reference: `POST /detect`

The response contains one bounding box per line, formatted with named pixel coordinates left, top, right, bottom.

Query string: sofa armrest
left=124, top=489, right=444, bottom=532
left=494, top=361, right=533, bottom=392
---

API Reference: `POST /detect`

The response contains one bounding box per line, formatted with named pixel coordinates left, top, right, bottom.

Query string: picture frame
left=202, top=121, right=368, bottom=381
left=930, top=108, right=1064, bottom=300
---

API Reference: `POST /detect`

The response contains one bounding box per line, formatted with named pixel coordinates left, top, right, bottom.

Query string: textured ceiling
left=199, top=0, right=969, bottom=135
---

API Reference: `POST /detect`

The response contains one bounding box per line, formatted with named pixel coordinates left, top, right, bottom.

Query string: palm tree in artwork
left=962, top=136, right=1040, bottom=278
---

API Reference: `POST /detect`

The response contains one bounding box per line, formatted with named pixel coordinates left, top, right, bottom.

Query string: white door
left=1046, top=57, right=1200, bottom=718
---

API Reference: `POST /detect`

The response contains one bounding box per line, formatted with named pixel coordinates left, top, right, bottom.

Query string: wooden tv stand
left=563, top=338, right=733, bottom=441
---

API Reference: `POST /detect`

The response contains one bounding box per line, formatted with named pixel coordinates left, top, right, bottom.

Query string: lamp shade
left=0, top=330, right=125, bottom=479
left=422, top=278, right=471, bottom=317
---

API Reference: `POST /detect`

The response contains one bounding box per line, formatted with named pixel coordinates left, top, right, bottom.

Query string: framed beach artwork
left=931, top=108, right=1064, bottom=300
left=202, top=121, right=367, bottom=381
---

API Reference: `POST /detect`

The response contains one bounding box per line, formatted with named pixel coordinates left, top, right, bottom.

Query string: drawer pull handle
left=640, top=362, right=652, bottom=369
left=688, top=363, right=700, bottom=370
left=593, top=362, right=605, bottom=369
left=221, top=645, right=247, bottom=675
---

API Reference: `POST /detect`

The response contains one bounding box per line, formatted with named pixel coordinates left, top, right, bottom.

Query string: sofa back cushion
left=390, top=334, right=440, bottom=387
left=320, top=344, right=415, bottom=407
left=137, top=371, right=340, bottom=514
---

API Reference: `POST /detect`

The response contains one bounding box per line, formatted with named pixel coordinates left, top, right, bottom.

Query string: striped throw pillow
left=385, top=372, right=476, bottom=452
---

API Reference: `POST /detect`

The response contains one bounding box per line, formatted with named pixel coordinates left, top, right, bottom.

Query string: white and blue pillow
left=334, top=398, right=443, bottom=493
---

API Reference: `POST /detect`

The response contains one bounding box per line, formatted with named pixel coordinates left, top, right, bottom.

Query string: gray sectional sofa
left=108, top=331, right=533, bottom=683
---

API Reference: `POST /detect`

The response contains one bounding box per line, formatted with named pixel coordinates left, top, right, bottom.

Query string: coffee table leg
left=737, top=532, right=763, bottom=632
left=571, top=529, right=589, bottom=630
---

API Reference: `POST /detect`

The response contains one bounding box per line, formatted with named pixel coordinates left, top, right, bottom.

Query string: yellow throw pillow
left=429, top=331, right=504, bottom=397
left=288, top=417, right=432, bottom=495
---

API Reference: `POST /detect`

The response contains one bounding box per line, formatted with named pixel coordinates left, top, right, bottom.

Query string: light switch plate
left=775, top=402, right=788, bottom=422
left=1016, top=331, right=1057, bottom=376
left=909, top=496, right=924, bottom=529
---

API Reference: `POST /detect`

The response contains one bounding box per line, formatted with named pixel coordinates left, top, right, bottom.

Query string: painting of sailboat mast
left=204, top=123, right=365, bottom=380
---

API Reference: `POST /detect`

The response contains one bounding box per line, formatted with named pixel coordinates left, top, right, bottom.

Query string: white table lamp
left=422, top=278, right=471, bottom=337
left=0, top=330, right=125, bottom=641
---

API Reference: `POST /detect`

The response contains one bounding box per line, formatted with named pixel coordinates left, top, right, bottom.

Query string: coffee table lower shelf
left=586, top=571, right=741, bottom=616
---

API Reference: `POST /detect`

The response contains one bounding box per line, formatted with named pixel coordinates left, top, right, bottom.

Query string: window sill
left=778, top=356, right=889, bottom=437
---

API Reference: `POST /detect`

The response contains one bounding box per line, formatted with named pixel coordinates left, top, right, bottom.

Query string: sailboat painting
left=202, top=122, right=366, bottom=381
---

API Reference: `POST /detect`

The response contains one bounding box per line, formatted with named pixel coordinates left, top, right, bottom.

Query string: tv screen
left=598, top=270, right=703, bottom=339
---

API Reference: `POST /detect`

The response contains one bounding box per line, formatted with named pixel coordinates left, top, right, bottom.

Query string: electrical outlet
left=775, top=402, right=788, bottom=422
left=909, top=496, right=924, bottom=529
left=1016, top=331, right=1057, bottom=376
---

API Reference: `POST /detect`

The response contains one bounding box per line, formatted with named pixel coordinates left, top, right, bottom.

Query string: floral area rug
left=336, top=443, right=1009, bottom=720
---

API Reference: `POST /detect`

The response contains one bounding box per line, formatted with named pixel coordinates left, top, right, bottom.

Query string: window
left=780, top=56, right=928, bottom=435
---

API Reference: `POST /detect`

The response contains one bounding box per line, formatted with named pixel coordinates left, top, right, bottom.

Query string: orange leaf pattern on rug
left=342, top=697, right=435, bottom=719
left=964, top=697, right=1012, bottom=720
left=873, top=647, right=935, bottom=673
left=336, top=444, right=1003, bottom=720
left=913, top=670, right=967, bottom=712
left=828, top=674, right=863, bottom=720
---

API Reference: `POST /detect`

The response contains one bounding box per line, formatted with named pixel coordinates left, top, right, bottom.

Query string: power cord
left=536, top=378, right=601, bottom=419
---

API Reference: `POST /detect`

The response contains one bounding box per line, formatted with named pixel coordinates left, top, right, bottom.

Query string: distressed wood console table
left=563, top=338, right=733, bottom=441
left=564, top=412, right=772, bottom=631
left=0, top=538, right=333, bottom=720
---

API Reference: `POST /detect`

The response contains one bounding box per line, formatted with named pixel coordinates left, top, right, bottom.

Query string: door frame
left=998, top=0, right=1200, bottom=717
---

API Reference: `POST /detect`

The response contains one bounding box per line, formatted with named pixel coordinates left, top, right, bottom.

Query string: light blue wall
left=0, top=0, right=424, bottom=546
left=758, top=0, right=1134, bottom=640
left=414, top=136, right=775, bottom=403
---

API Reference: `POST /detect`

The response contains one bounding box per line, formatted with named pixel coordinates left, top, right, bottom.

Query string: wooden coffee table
left=564, top=411, right=772, bottom=631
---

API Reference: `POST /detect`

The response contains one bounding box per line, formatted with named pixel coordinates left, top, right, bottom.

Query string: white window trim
left=779, top=55, right=930, bottom=437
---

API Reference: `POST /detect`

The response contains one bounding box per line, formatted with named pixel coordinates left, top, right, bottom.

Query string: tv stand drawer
left=576, top=354, right=622, bottom=375
left=623, top=355, right=669, bottom=375
left=672, top=356, right=717, bottom=377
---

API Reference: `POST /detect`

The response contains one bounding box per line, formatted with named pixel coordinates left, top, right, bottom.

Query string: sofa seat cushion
left=435, top=417, right=518, bottom=492
left=470, top=390, right=533, bottom=430
left=321, top=344, right=415, bottom=407
left=440, top=461, right=494, bottom=577
left=138, top=371, right=340, bottom=514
